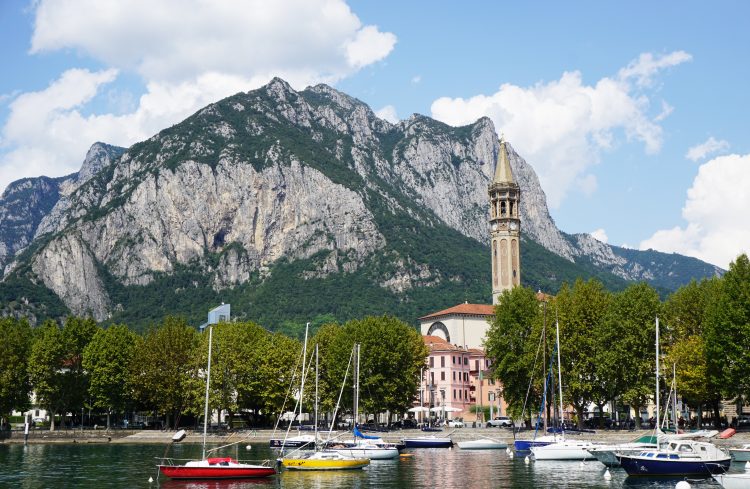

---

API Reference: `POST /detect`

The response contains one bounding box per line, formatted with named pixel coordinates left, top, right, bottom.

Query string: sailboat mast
left=202, top=326, right=213, bottom=460
left=314, top=343, right=319, bottom=444
left=655, top=317, right=660, bottom=432
left=555, top=319, right=563, bottom=429
left=672, top=363, right=678, bottom=430
left=299, top=323, right=310, bottom=426
left=354, top=344, right=360, bottom=433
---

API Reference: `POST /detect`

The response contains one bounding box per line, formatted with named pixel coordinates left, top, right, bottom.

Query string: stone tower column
left=488, top=138, right=521, bottom=304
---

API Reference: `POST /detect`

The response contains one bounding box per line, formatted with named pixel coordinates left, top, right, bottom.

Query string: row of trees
left=485, top=254, right=750, bottom=429
left=0, top=314, right=427, bottom=431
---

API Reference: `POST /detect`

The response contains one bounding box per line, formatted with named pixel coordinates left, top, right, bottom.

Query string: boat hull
left=457, top=439, right=508, bottom=450
left=403, top=437, right=453, bottom=448
left=514, top=440, right=553, bottom=451
left=331, top=447, right=400, bottom=460
left=730, top=448, right=750, bottom=462
left=531, top=442, right=596, bottom=461
left=158, top=465, right=276, bottom=479
left=712, top=472, right=750, bottom=489
left=619, top=455, right=731, bottom=477
left=270, top=438, right=315, bottom=449
left=281, top=458, right=369, bottom=470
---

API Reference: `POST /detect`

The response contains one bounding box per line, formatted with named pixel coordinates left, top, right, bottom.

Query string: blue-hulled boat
left=402, top=435, right=453, bottom=448
left=618, top=439, right=730, bottom=477
left=513, top=434, right=558, bottom=452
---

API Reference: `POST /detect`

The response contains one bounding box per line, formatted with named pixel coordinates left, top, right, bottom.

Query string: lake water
left=0, top=442, right=729, bottom=488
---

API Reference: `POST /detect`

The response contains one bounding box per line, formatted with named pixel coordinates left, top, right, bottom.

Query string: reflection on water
left=0, top=443, right=731, bottom=488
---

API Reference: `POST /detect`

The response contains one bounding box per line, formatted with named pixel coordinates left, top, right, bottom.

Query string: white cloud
left=640, top=153, right=750, bottom=268
left=685, top=136, right=730, bottom=162
left=590, top=228, right=609, bottom=243
left=411, top=75, right=422, bottom=84
left=375, top=105, right=399, bottom=123
left=617, top=51, right=693, bottom=88
left=30, top=0, right=396, bottom=84
left=430, top=51, right=690, bottom=208
left=0, top=0, right=397, bottom=192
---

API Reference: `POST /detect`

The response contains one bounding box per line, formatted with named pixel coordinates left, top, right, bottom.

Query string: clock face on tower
left=510, top=222, right=518, bottom=231
left=491, top=222, right=498, bottom=231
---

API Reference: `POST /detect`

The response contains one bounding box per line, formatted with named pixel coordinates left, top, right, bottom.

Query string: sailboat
left=530, top=318, right=597, bottom=460
left=329, top=344, right=400, bottom=460
left=158, top=326, right=276, bottom=479
left=618, top=318, right=731, bottom=477
left=280, top=337, right=370, bottom=470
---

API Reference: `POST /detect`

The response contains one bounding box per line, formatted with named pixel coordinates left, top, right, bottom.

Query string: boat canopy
left=354, top=425, right=380, bottom=440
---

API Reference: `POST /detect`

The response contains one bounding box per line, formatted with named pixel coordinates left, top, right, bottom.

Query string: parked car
left=447, top=419, right=465, bottom=428
left=32, top=417, right=46, bottom=424
left=486, top=416, right=514, bottom=428
left=737, top=414, right=750, bottom=429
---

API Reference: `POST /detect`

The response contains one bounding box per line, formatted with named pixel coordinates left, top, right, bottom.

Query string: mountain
left=0, top=78, right=721, bottom=330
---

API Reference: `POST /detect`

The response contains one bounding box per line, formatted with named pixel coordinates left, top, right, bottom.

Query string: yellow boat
left=281, top=450, right=369, bottom=470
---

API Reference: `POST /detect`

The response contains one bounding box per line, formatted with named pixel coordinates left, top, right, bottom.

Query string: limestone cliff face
left=0, top=175, right=68, bottom=273
left=2, top=78, right=721, bottom=321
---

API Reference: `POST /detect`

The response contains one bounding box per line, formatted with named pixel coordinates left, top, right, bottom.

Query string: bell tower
left=489, top=137, right=521, bottom=304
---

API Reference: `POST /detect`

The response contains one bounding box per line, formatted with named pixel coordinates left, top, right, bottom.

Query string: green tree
left=322, top=316, right=428, bottom=425
left=28, top=320, right=66, bottom=430
left=484, top=286, right=543, bottom=422
left=704, top=254, right=750, bottom=425
left=257, top=332, right=302, bottom=424
left=555, top=279, right=611, bottom=429
left=130, top=316, right=199, bottom=428
left=82, top=324, right=139, bottom=429
left=603, top=282, right=661, bottom=429
left=663, top=278, right=723, bottom=425
left=60, top=316, right=100, bottom=423
left=0, top=318, right=32, bottom=428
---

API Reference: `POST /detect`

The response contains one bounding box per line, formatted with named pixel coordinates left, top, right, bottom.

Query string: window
left=465, top=389, right=468, bottom=399
left=475, top=360, right=479, bottom=371
left=430, top=372, right=434, bottom=385
left=464, top=372, right=468, bottom=382
left=453, top=371, right=456, bottom=381
left=452, top=356, right=455, bottom=364
left=430, top=357, right=434, bottom=368
left=464, top=357, right=468, bottom=365
left=459, top=390, right=462, bottom=399
left=441, top=372, right=445, bottom=381
left=441, top=356, right=445, bottom=368
left=453, top=389, right=456, bottom=399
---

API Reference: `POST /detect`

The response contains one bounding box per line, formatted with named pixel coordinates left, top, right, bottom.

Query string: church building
left=419, top=138, right=521, bottom=349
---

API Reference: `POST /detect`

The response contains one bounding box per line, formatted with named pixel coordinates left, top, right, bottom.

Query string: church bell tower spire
left=489, top=136, right=521, bottom=304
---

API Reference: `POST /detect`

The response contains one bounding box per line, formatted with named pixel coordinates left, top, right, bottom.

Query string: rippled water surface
left=0, top=443, right=730, bottom=488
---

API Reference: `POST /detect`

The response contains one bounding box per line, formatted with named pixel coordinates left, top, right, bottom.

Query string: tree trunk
left=712, top=400, right=722, bottom=429
left=50, top=410, right=56, bottom=431
left=106, top=412, right=111, bottom=431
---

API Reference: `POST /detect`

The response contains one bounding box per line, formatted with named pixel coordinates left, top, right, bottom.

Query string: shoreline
left=3, top=427, right=749, bottom=447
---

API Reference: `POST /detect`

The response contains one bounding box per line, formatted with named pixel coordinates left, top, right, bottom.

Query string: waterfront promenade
left=3, top=427, right=748, bottom=449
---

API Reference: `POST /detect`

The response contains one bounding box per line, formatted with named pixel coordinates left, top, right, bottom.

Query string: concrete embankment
left=4, top=427, right=748, bottom=448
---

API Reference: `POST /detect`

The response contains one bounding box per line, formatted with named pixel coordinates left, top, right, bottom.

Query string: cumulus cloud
left=640, top=153, right=750, bottom=268
left=590, top=228, right=609, bottom=243
left=0, top=0, right=396, bottom=192
left=375, top=105, right=399, bottom=123
left=685, top=136, right=730, bottom=162
left=430, top=51, right=690, bottom=208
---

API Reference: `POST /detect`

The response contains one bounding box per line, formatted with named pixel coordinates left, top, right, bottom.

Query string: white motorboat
left=730, top=444, right=750, bottom=462
left=587, top=434, right=659, bottom=466
left=457, top=438, right=508, bottom=450
left=530, top=439, right=597, bottom=460
left=713, top=472, right=750, bottom=489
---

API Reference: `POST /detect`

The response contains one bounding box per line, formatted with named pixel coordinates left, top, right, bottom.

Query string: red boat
left=159, top=457, right=276, bottom=479
left=156, top=327, right=276, bottom=480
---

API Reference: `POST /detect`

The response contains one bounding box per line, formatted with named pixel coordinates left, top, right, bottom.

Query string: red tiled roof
left=422, top=335, right=462, bottom=352
left=419, top=302, right=495, bottom=321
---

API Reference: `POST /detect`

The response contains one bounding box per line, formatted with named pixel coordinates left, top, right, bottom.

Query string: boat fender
left=675, top=482, right=690, bottom=489
left=603, top=468, right=611, bottom=480
left=719, top=428, right=736, bottom=439
left=172, top=429, right=187, bottom=442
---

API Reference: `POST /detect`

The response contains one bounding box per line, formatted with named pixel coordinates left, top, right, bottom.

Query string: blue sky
left=1, top=1, right=748, bottom=269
